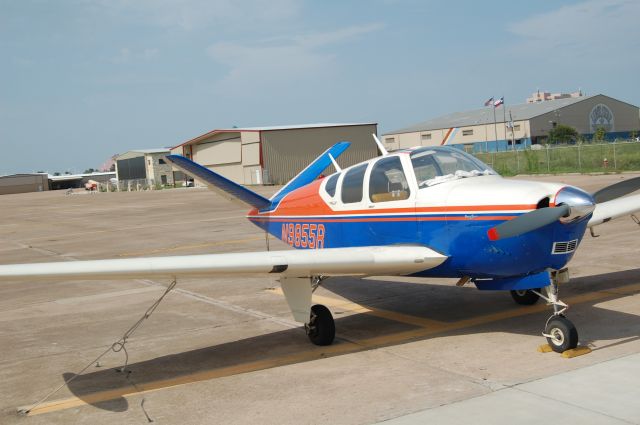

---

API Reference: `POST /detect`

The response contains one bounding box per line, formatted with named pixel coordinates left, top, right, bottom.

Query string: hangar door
left=117, top=157, right=146, bottom=180
left=193, top=137, right=244, bottom=183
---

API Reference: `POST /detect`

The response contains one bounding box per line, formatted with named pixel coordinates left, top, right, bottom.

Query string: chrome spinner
left=555, top=186, right=596, bottom=223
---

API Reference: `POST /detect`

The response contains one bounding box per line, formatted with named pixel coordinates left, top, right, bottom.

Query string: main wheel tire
left=306, top=304, right=335, bottom=346
left=510, top=288, right=541, bottom=305
left=545, top=316, right=578, bottom=353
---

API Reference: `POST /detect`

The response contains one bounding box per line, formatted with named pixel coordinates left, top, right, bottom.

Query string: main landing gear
left=510, top=288, right=541, bottom=305
left=305, top=276, right=335, bottom=346
left=280, top=275, right=336, bottom=346
left=305, top=304, right=335, bottom=346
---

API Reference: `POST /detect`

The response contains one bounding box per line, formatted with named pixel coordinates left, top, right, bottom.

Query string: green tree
left=548, top=124, right=578, bottom=144
left=84, top=168, right=95, bottom=174
left=593, top=126, right=607, bottom=142
left=629, top=130, right=638, bottom=140
left=54, top=172, right=60, bottom=176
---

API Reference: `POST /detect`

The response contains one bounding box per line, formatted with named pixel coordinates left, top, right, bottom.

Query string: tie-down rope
left=18, top=279, right=178, bottom=420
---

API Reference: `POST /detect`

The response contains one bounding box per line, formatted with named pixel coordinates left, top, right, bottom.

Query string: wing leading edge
left=588, top=193, right=640, bottom=227
left=0, top=246, right=446, bottom=282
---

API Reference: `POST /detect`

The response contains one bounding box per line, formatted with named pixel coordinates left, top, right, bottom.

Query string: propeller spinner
left=487, top=186, right=594, bottom=241
left=488, top=177, right=640, bottom=241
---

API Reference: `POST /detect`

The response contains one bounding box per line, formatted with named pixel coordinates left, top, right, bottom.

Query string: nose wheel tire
left=306, top=304, right=335, bottom=346
left=510, top=288, right=541, bottom=305
left=544, top=315, right=578, bottom=353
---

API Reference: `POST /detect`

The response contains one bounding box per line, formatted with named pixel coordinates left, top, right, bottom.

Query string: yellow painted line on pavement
left=21, top=282, right=640, bottom=416
left=22, top=341, right=361, bottom=416
left=268, top=287, right=447, bottom=329
left=118, top=236, right=265, bottom=257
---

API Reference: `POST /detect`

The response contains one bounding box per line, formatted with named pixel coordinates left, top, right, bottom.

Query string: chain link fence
left=473, top=141, right=640, bottom=176
left=97, top=179, right=193, bottom=192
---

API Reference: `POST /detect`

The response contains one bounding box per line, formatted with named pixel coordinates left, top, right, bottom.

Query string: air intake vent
left=552, top=239, right=578, bottom=254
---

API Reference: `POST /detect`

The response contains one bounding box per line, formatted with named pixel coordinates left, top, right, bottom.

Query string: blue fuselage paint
left=248, top=212, right=589, bottom=280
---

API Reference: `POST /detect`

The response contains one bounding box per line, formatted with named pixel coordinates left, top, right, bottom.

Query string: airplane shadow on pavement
left=62, top=267, right=640, bottom=413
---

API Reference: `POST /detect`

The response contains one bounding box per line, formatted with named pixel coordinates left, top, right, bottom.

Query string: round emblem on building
left=589, top=104, right=614, bottom=132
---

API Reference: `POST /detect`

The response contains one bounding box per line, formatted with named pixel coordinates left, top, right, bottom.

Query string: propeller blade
left=592, top=176, right=640, bottom=204
left=487, top=205, right=571, bottom=241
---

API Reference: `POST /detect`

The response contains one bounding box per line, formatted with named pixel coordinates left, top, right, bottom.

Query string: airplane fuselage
left=248, top=149, right=591, bottom=280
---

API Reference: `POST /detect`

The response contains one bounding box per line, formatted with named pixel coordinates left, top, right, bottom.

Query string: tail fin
left=270, top=141, right=350, bottom=205
left=167, top=141, right=350, bottom=211
left=166, top=155, right=271, bottom=210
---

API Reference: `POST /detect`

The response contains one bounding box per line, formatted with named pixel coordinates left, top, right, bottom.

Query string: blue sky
left=1, top=0, right=639, bottom=174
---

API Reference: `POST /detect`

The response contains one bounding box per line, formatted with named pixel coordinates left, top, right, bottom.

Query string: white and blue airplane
left=2, top=137, right=640, bottom=353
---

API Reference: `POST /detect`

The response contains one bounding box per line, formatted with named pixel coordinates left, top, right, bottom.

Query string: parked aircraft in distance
left=2, top=136, right=640, bottom=353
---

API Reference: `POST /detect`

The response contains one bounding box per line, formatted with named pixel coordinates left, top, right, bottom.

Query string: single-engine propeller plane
left=2, top=136, right=640, bottom=353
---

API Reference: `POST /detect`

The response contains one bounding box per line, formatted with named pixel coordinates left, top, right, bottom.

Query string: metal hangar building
left=115, top=149, right=176, bottom=185
left=171, top=123, right=379, bottom=185
left=383, top=94, right=640, bottom=153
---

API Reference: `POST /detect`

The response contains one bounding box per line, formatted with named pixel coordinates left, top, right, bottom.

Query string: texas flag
left=494, top=97, right=504, bottom=107
left=483, top=97, right=494, bottom=106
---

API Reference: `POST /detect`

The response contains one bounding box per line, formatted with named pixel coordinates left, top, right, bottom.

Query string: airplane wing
left=0, top=246, right=446, bottom=282
left=588, top=193, right=640, bottom=227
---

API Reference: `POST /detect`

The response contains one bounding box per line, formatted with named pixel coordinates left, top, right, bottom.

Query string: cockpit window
left=325, top=173, right=339, bottom=197
left=411, top=147, right=496, bottom=188
left=369, top=156, right=410, bottom=203
left=341, top=164, right=368, bottom=203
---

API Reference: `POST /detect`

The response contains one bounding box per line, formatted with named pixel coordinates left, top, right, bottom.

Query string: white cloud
left=508, top=0, right=640, bottom=55
left=85, top=0, right=301, bottom=31
left=111, top=47, right=160, bottom=63
left=207, top=23, right=384, bottom=94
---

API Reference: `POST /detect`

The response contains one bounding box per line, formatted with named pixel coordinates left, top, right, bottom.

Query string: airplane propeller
left=487, top=205, right=570, bottom=241
left=488, top=177, right=640, bottom=241
left=592, top=176, right=640, bottom=203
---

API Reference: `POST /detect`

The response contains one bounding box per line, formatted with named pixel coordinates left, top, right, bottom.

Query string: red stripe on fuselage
left=248, top=215, right=517, bottom=223
left=247, top=179, right=535, bottom=219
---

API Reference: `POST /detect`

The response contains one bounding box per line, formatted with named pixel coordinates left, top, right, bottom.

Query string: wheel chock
left=561, top=346, right=592, bottom=358
left=537, top=344, right=553, bottom=353
left=537, top=344, right=592, bottom=357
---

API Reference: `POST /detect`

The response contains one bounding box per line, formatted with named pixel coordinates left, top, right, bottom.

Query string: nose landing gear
left=544, top=315, right=578, bottom=353
left=535, top=281, right=579, bottom=353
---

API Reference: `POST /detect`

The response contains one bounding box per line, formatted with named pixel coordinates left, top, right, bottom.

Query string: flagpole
left=503, top=97, right=507, bottom=150
left=510, top=110, right=515, bottom=151
left=493, top=106, right=497, bottom=153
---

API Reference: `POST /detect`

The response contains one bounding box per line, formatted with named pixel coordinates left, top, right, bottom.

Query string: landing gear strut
left=536, top=281, right=578, bottom=353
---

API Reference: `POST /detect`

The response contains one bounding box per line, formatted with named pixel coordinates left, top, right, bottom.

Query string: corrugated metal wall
left=116, top=157, right=146, bottom=180
left=0, top=174, right=49, bottom=195
left=260, top=124, right=379, bottom=184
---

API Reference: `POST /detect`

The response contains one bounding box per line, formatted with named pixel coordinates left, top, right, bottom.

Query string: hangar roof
left=49, top=172, right=115, bottom=182
left=172, top=122, right=377, bottom=149
left=385, top=95, right=599, bottom=135
left=116, top=149, right=170, bottom=161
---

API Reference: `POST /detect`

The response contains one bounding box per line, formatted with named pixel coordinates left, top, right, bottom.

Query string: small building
left=383, top=94, right=640, bottom=153
left=115, top=149, right=176, bottom=185
left=526, top=89, right=583, bottom=103
left=49, top=172, right=116, bottom=190
left=171, top=123, right=379, bottom=185
left=0, top=174, right=49, bottom=195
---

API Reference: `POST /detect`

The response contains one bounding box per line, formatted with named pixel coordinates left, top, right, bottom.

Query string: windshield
left=410, top=147, right=496, bottom=188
